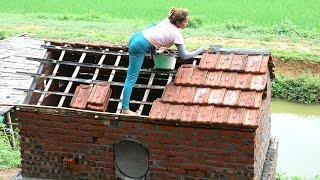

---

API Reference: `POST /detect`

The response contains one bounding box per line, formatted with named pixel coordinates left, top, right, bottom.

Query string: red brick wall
left=253, top=75, right=272, bottom=179
left=17, top=107, right=257, bottom=179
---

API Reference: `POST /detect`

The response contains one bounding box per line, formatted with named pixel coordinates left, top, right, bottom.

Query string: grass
left=0, top=0, right=320, bottom=32
left=0, top=122, right=20, bottom=169
left=0, top=0, right=319, bottom=61
left=277, top=172, right=320, bottom=180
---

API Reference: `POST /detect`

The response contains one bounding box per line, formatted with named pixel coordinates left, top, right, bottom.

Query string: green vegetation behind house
left=272, top=75, right=320, bottom=104
left=0, top=122, right=20, bottom=169
left=0, top=0, right=320, bottom=61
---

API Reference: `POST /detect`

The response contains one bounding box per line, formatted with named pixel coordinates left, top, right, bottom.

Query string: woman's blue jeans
left=122, top=32, right=151, bottom=110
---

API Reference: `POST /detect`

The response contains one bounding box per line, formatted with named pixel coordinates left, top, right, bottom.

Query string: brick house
left=16, top=41, right=278, bottom=179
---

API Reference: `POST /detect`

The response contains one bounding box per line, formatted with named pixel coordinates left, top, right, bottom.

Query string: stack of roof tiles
left=70, top=82, right=111, bottom=112
left=149, top=52, right=273, bottom=128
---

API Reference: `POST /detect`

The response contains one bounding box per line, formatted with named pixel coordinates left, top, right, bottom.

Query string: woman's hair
left=168, top=7, right=189, bottom=25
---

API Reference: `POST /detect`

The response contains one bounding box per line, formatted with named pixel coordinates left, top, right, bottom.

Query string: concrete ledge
left=261, top=137, right=279, bottom=180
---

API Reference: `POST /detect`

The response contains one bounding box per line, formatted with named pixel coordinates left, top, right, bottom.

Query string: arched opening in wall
left=114, top=139, right=149, bottom=180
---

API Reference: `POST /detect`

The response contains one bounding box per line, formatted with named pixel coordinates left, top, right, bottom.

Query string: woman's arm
left=176, top=44, right=205, bottom=60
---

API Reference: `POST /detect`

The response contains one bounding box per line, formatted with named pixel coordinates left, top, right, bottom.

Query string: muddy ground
left=273, top=58, right=320, bottom=77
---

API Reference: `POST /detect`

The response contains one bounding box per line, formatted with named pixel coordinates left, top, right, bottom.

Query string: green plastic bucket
left=153, top=54, right=177, bottom=70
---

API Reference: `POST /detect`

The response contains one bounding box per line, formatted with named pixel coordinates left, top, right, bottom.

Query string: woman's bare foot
left=121, top=109, right=138, bottom=115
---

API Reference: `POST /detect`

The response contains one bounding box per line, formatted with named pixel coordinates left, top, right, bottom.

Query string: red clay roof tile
left=199, top=53, right=219, bottom=70
left=234, top=73, right=252, bottom=89
left=219, top=72, right=237, bottom=88
left=166, top=104, right=184, bottom=120
left=149, top=99, right=169, bottom=120
left=229, top=55, right=248, bottom=71
left=253, top=92, right=263, bottom=108
left=87, top=82, right=110, bottom=105
left=181, top=105, right=199, bottom=122
left=245, top=55, right=262, bottom=73
left=190, top=68, right=207, bottom=86
left=215, top=54, right=234, bottom=70
left=237, top=91, right=256, bottom=108
left=211, top=106, right=230, bottom=125
left=243, top=109, right=260, bottom=127
left=196, top=105, right=213, bottom=124
left=178, top=87, right=196, bottom=104
left=222, top=90, right=240, bottom=106
left=227, top=108, right=246, bottom=126
left=161, top=83, right=181, bottom=103
left=207, top=88, right=226, bottom=105
left=259, top=55, right=270, bottom=73
left=149, top=52, right=272, bottom=128
left=87, top=90, right=111, bottom=112
left=70, top=85, right=92, bottom=109
left=193, top=88, right=211, bottom=104
left=205, top=71, right=223, bottom=87
left=174, top=64, right=193, bottom=85
left=250, top=74, right=267, bottom=91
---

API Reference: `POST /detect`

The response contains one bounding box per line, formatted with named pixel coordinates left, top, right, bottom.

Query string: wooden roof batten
left=24, top=41, right=178, bottom=115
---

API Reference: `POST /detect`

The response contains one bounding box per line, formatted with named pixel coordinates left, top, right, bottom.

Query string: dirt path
left=273, top=58, right=320, bottom=77
left=0, top=169, right=19, bottom=180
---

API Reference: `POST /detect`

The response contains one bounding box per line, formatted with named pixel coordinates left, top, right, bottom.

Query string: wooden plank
left=43, top=44, right=130, bottom=56
left=37, top=44, right=68, bottom=105
left=108, top=50, right=123, bottom=82
left=26, top=57, right=176, bottom=76
left=16, top=88, right=153, bottom=105
left=58, top=47, right=89, bottom=107
left=17, top=72, right=165, bottom=90
left=92, top=49, right=109, bottom=80
left=138, top=72, right=156, bottom=115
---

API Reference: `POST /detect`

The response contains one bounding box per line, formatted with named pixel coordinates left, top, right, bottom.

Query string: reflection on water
left=272, top=100, right=320, bottom=116
left=271, top=113, right=320, bottom=177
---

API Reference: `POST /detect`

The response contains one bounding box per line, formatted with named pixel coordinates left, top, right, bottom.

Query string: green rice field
left=0, top=0, right=319, bottom=32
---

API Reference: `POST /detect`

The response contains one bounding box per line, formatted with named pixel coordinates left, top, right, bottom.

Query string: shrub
left=0, top=31, right=4, bottom=40
left=188, top=16, right=203, bottom=29
left=0, top=122, right=20, bottom=169
left=272, top=19, right=297, bottom=35
left=225, top=21, right=248, bottom=30
left=272, top=75, right=320, bottom=104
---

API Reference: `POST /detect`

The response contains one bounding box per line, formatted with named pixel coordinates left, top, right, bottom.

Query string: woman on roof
left=121, top=7, right=206, bottom=115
